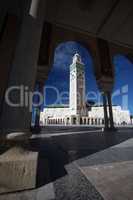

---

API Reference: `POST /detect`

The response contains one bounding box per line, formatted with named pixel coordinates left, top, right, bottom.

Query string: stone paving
left=1, top=128, right=133, bottom=200
left=0, top=183, right=55, bottom=200
left=75, top=138, right=133, bottom=200
left=54, top=163, right=104, bottom=200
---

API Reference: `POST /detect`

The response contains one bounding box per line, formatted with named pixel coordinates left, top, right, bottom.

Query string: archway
left=45, top=41, right=98, bottom=106
left=41, top=41, right=100, bottom=126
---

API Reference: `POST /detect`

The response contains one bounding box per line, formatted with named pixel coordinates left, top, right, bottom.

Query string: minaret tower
left=69, top=53, right=86, bottom=116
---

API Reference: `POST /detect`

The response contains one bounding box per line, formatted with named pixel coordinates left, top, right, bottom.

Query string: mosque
left=40, top=53, right=130, bottom=126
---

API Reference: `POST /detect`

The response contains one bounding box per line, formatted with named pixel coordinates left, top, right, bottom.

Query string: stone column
left=0, top=0, right=46, bottom=134
left=70, top=116, right=73, bottom=125
left=76, top=116, right=80, bottom=125
left=102, top=93, right=109, bottom=130
left=85, top=117, right=87, bottom=125
left=99, top=118, right=102, bottom=126
left=64, top=118, right=67, bottom=126
left=107, top=92, right=115, bottom=130
left=98, top=118, right=100, bottom=125
left=95, top=39, right=115, bottom=131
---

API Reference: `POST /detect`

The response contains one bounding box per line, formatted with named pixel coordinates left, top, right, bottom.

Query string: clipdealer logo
left=5, top=85, right=44, bottom=112
left=5, top=84, right=129, bottom=112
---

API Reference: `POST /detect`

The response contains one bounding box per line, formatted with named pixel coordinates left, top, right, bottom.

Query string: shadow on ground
left=26, top=127, right=133, bottom=188
left=28, top=138, right=68, bottom=188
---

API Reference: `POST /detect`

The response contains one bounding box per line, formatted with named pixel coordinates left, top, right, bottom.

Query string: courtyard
left=1, top=127, right=133, bottom=199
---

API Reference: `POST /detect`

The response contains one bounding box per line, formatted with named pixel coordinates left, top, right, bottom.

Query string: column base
left=0, top=131, right=32, bottom=147
left=0, top=146, right=38, bottom=194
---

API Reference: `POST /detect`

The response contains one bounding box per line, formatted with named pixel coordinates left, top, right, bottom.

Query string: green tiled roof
left=47, top=104, right=69, bottom=108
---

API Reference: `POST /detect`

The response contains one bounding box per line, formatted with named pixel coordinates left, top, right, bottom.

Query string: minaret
left=69, top=53, right=86, bottom=116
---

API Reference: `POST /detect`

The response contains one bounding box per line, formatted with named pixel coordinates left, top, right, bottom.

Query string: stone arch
left=37, top=23, right=102, bottom=86
left=42, top=40, right=100, bottom=108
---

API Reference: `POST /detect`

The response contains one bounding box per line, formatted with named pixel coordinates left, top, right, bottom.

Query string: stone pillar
left=107, top=91, right=115, bottom=130
left=76, top=116, right=80, bottom=125
left=0, top=0, right=46, bottom=134
left=85, top=117, right=87, bottom=125
left=102, top=93, right=109, bottom=130
left=95, top=39, right=115, bottom=131
left=64, top=118, right=67, bottom=126
left=70, top=116, right=73, bottom=125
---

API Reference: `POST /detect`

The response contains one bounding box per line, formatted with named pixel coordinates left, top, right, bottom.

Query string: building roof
left=47, top=104, right=69, bottom=108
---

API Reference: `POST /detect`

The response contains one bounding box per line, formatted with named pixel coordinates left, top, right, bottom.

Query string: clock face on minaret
left=69, top=53, right=86, bottom=115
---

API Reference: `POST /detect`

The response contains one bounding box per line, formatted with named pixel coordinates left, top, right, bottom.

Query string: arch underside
left=37, top=22, right=133, bottom=91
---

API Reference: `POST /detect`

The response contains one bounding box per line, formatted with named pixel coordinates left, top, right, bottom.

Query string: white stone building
left=40, top=53, right=130, bottom=126
left=89, top=106, right=130, bottom=125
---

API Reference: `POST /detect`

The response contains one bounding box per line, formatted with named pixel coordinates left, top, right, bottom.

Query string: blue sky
left=113, top=54, right=133, bottom=114
left=44, top=41, right=133, bottom=115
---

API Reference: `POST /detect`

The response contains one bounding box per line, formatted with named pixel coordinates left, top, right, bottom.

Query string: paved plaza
left=1, top=127, right=133, bottom=199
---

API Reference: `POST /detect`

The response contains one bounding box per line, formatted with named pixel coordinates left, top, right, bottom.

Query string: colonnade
left=0, top=0, right=116, bottom=135
left=43, top=117, right=105, bottom=126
